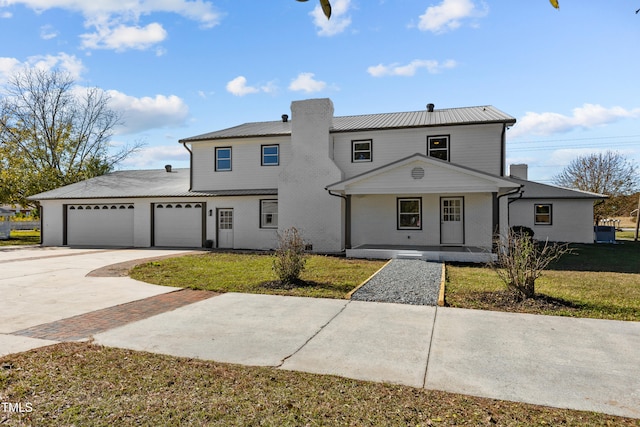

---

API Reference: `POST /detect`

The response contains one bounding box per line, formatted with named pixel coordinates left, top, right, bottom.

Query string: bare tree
left=553, top=151, right=639, bottom=221
left=554, top=151, right=638, bottom=196
left=0, top=68, right=143, bottom=207
left=492, top=228, right=571, bottom=300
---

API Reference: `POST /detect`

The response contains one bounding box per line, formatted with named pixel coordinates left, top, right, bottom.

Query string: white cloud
left=418, top=0, right=488, bottom=34
left=80, top=22, right=167, bottom=51
left=288, top=72, right=327, bottom=93
left=1, top=11, right=13, bottom=18
left=40, top=24, right=58, bottom=40
left=106, top=90, right=190, bottom=134
left=0, top=53, right=86, bottom=83
left=510, top=104, right=640, bottom=138
left=367, top=59, right=457, bottom=77
left=312, top=0, right=352, bottom=36
left=225, top=76, right=276, bottom=96
left=0, top=58, right=22, bottom=83
left=226, top=76, right=260, bottom=96
left=1, top=0, right=221, bottom=51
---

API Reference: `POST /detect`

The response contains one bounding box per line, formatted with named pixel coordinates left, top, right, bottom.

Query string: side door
left=217, top=208, right=234, bottom=248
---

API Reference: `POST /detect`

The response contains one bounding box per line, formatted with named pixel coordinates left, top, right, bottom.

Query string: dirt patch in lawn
left=462, top=291, right=582, bottom=315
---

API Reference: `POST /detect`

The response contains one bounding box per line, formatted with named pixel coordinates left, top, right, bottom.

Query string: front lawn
left=0, top=342, right=636, bottom=426
left=446, top=242, right=640, bottom=321
left=130, top=253, right=386, bottom=299
left=130, top=243, right=640, bottom=321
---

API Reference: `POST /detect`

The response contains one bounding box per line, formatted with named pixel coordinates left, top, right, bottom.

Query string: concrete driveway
left=0, top=247, right=191, bottom=355
left=1, top=247, right=639, bottom=419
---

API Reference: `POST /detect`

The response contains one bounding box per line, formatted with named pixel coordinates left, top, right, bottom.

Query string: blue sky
left=1, top=0, right=638, bottom=183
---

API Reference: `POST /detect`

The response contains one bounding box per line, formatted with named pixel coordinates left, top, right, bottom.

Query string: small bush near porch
left=445, top=241, right=640, bottom=321
left=130, top=253, right=386, bottom=299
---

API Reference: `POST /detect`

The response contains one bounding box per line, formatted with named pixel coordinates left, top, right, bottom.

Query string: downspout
left=326, top=189, right=350, bottom=250
left=494, top=185, right=524, bottom=250
left=180, top=141, right=193, bottom=191
left=498, top=184, right=525, bottom=221
left=500, top=124, right=507, bottom=176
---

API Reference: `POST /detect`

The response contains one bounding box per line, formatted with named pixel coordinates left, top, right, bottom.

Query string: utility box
left=594, top=225, right=615, bottom=243
left=0, top=208, right=15, bottom=240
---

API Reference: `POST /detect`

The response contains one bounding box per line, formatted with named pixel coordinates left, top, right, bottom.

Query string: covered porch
left=325, top=154, right=520, bottom=262
left=346, top=244, right=496, bottom=263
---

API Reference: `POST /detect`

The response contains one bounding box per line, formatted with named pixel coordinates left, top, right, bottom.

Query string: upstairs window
left=260, top=200, right=278, bottom=228
left=535, top=204, right=552, bottom=225
left=215, top=147, right=232, bottom=171
left=261, top=144, right=279, bottom=166
left=427, top=135, right=449, bottom=161
left=352, top=139, right=372, bottom=162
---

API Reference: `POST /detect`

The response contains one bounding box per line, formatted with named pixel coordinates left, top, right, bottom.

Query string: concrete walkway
left=1, top=247, right=639, bottom=419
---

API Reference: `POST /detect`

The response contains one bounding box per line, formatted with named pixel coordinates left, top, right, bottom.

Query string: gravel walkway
left=350, top=259, right=443, bottom=306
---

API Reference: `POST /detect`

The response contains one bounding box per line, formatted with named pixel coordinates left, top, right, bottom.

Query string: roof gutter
left=180, top=141, right=193, bottom=191
left=501, top=184, right=524, bottom=204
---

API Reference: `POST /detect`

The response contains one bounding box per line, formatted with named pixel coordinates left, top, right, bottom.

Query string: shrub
left=492, top=229, right=571, bottom=300
left=272, top=227, right=308, bottom=286
left=510, top=225, right=534, bottom=238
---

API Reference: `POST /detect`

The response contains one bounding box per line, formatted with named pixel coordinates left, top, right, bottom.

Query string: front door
left=441, top=197, right=464, bottom=245
left=217, top=208, right=234, bottom=248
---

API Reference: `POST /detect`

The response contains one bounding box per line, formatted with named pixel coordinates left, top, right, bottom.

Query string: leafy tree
left=296, top=0, right=331, bottom=19
left=553, top=151, right=639, bottom=221
left=0, top=68, right=143, bottom=208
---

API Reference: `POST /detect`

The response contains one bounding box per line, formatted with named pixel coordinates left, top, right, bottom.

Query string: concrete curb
left=345, top=259, right=392, bottom=299
left=437, top=263, right=446, bottom=307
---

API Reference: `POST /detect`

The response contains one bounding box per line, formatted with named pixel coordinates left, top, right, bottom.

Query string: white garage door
left=154, top=202, right=203, bottom=247
left=67, top=204, right=134, bottom=246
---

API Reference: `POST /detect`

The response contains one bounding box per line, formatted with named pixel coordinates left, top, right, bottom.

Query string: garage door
left=154, top=202, right=203, bottom=247
left=66, top=204, right=134, bottom=246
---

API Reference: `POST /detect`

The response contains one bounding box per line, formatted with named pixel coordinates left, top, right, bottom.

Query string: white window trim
left=427, top=135, right=450, bottom=161
left=215, top=147, right=232, bottom=171
left=260, top=199, right=278, bottom=229
left=534, top=204, right=552, bottom=225
left=397, top=197, right=422, bottom=230
left=352, top=139, right=372, bottom=163
left=261, top=144, right=279, bottom=166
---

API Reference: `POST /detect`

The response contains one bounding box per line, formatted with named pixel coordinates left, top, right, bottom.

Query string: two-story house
left=30, top=98, right=604, bottom=261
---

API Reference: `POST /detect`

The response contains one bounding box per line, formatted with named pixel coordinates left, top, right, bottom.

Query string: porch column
left=345, top=195, right=351, bottom=249
left=492, top=192, right=499, bottom=252
left=492, top=192, right=499, bottom=235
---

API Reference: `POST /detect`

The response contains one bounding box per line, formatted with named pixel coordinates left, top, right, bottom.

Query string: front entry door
left=441, top=197, right=464, bottom=245
left=217, top=208, right=234, bottom=248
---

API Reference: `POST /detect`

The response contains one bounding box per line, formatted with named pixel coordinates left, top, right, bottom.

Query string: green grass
left=617, top=230, right=638, bottom=240
left=1, top=342, right=636, bottom=426
left=130, top=253, right=386, bottom=299
left=446, top=242, right=640, bottom=321
left=0, top=229, right=40, bottom=246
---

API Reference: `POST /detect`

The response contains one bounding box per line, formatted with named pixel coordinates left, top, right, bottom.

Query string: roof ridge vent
left=426, top=103, right=435, bottom=112
left=281, top=114, right=289, bottom=122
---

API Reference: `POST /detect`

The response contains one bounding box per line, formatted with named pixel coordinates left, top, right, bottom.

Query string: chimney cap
left=281, top=114, right=289, bottom=122
left=164, top=164, right=172, bottom=173
left=427, top=103, right=435, bottom=112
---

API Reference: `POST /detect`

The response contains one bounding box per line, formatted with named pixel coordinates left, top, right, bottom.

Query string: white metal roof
left=180, top=105, right=516, bottom=143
